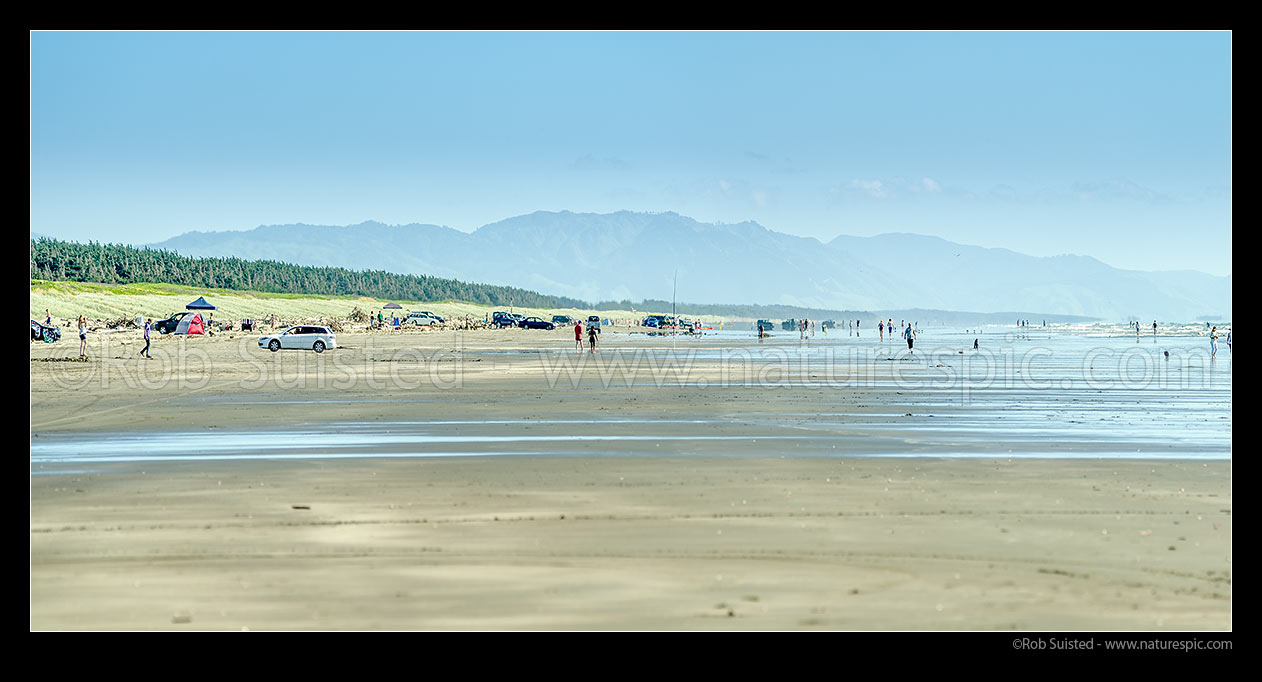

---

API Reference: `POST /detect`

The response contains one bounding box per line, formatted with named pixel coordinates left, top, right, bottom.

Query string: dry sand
left=30, top=327, right=1231, bottom=630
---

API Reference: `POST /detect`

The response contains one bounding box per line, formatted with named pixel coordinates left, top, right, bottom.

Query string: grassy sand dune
left=29, top=280, right=690, bottom=327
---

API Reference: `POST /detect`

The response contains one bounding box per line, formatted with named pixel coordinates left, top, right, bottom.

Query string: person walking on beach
left=588, top=320, right=599, bottom=353
left=879, top=320, right=884, bottom=341
left=45, top=309, right=51, bottom=326
left=1210, top=326, right=1219, bottom=359
left=574, top=320, right=584, bottom=353
left=903, top=321, right=915, bottom=354
left=77, top=315, right=87, bottom=358
left=973, top=338, right=979, bottom=351
left=140, top=318, right=152, bottom=358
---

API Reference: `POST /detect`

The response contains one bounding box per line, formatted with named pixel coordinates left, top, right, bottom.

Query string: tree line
left=30, top=237, right=589, bottom=309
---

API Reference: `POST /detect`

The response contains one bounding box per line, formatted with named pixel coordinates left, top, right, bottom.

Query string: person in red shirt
left=574, top=320, right=584, bottom=354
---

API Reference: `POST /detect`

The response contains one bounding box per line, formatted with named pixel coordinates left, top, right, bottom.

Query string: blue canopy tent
left=186, top=297, right=217, bottom=310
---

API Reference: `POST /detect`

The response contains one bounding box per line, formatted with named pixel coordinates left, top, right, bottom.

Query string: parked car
left=518, top=316, right=556, bottom=330
left=154, top=312, right=190, bottom=335
left=31, top=319, right=61, bottom=342
left=406, top=311, right=443, bottom=326
left=259, top=325, right=337, bottom=353
left=492, top=311, right=524, bottom=329
left=756, top=319, right=775, bottom=332
left=551, top=315, right=575, bottom=325
left=586, top=315, right=602, bottom=333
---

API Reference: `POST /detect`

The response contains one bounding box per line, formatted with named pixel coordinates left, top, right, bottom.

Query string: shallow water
left=30, top=327, right=1230, bottom=472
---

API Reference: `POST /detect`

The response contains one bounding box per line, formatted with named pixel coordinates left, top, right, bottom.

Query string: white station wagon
left=259, top=325, right=337, bottom=353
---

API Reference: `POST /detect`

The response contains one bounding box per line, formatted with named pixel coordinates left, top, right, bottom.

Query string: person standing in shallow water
left=1210, top=326, right=1219, bottom=359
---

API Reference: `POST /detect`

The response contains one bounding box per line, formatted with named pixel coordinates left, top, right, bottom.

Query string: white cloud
left=1070, top=178, right=1168, bottom=203
left=921, top=177, right=942, bottom=193
left=848, top=179, right=889, bottom=199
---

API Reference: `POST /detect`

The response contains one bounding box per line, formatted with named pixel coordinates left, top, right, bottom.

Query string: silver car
left=259, top=325, right=337, bottom=353
left=406, top=312, right=442, bottom=326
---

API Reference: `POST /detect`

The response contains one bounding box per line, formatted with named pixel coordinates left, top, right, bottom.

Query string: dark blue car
left=517, top=316, right=556, bottom=330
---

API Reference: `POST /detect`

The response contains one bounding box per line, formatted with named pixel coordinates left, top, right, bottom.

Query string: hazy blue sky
left=30, top=31, right=1231, bottom=275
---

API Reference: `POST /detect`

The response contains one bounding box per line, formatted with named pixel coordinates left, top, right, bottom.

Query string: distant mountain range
left=148, top=210, right=1231, bottom=322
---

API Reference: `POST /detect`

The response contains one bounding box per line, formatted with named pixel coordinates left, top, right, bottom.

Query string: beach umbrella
left=186, top=296, right=216, bottom=310
left=383, top=302, right=403, bottom=309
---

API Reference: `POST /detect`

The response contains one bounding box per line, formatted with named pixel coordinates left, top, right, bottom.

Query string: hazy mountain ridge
left=148, top=210, right=1232, bottom=321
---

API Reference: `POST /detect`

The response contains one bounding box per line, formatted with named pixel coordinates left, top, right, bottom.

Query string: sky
left=30, top=31, right=1231, bottom=276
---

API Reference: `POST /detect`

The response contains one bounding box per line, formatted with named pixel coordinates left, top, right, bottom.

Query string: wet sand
left=30, top=328, right=1232, bottom=630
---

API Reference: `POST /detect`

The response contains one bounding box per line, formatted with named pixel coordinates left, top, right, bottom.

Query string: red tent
left=175, top=312, right=206, bottom=335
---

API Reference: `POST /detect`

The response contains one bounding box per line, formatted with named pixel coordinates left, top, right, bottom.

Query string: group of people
left=573, top=319, right=599, bottom=354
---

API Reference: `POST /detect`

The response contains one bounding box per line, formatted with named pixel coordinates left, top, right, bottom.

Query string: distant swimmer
left=1153, top=320, right=1158, bottom=337
left=1164, top=350, right=1169, bottom=360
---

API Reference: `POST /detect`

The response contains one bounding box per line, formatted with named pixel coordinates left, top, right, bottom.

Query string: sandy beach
left=30, top=326, right=1232, bottom=630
